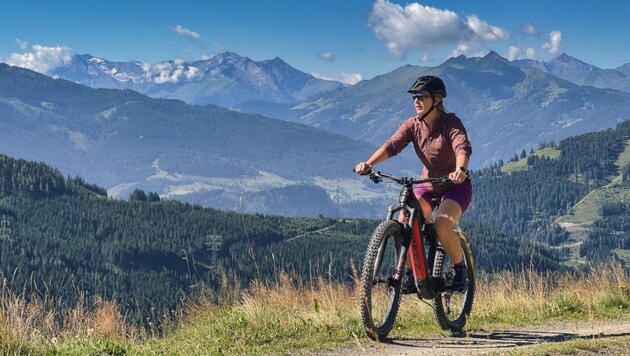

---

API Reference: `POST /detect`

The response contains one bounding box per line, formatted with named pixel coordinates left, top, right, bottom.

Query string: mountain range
left=0, top=63, right=415, bottom=217
left=41, top=51, right=630, bottom=168
left=514, top=53, right=630, bottom=93
left=2, top=51, right=630, bottom=216
left=242, top=51, right=630, bottom=168
left=49, top=52, right=345, bottom=108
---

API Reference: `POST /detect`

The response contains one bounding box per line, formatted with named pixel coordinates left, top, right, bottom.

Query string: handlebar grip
left=353, top=167, right=373, bottom=176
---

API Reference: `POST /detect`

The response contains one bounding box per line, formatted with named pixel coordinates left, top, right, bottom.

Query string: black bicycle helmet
left=407, top=75, right=447, bottom=98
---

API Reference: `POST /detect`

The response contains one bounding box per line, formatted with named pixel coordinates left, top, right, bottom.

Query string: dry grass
left=0, top=278, right=141, bottom=353
left=0, top=261, right=627, bottom=354
left=471, top=261, right=629, bottom=327
left=242, top=274, right=356, bottom=324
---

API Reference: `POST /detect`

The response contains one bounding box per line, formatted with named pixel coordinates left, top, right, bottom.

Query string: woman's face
left=412, top=90, right=439, bottom=116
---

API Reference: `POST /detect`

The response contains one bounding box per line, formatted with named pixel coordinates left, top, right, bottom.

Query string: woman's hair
left=436, top=96, right=446, bottom=112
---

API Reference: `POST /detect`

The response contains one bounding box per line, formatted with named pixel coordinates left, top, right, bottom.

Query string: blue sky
left=1, top=0, right=629, bottom=84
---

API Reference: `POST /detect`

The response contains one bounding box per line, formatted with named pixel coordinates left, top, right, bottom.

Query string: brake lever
left=437, top=177, right=455, bottom=188
left=369, top=171, right=382, bottom=184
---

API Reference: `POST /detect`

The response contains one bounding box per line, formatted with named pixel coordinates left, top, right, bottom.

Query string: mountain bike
left=357, top=169, right=475, bottom=340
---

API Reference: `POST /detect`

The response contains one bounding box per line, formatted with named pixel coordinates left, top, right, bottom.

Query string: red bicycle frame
left=365, top=169, right=450, bottom=299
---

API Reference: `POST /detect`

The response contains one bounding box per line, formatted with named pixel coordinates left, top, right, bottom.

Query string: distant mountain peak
left=617, top=62, right=630, bottom=76
left=443, top=54, right=468, bottom=66
left=215, top=51, right=243, bottom=59
left=485, top=50, right=501, bottom=58
left=269, top=56, right=287, bottom=64
left=554, top=53, right=574, bottom=61
left=482, top=50, right=509, bottom=63
left=549, top=53, right=601, bottom=71
left=552, top=53, right=587, bottom=64
left=448, top=50, right=505, bottom=65
left=210, top=51, right=247, bottom=64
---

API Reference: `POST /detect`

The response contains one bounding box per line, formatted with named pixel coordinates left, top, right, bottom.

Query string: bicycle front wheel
left=432, top=231, right=476, bottom=331
left=360, top=220, right=404, bottom=341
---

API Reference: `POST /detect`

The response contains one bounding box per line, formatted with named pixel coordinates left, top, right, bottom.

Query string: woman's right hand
left=354, top=162, right=372, bottom=174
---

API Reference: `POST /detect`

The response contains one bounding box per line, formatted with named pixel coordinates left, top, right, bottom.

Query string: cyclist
left=354, top=75, right=472, bottom=293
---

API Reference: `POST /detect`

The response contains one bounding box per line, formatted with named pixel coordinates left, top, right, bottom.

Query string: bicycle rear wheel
left=432, top=231, right=475, bottom=331
left=360, top=220, right=404, bottom=340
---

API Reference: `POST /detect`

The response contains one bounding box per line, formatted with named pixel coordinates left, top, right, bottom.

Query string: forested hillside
left=0, top=153, right=557, bottom=326
left=581, top=200, right=630, bottom=262
left=1, top=120, right=627, bottom=328
left=468, top=120, right=630, bottom=265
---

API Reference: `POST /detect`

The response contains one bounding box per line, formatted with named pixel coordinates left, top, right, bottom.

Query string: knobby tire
left=360, top=220, right=404, bottom=341
left=432, top=231, right=476, bottom=331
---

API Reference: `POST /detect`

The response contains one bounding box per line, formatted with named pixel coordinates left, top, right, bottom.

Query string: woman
left=354, top=75, right=472, bottom=293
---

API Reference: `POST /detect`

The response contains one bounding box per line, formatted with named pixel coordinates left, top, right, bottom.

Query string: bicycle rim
left=360, top=220, right=403, bottom=340
left=432, top=236, right=475, bottom=331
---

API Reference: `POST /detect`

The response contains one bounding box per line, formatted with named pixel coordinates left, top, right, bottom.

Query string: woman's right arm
left=355, top=147, right=389, bottom=174
left=355, top=118, right=413, bottom=174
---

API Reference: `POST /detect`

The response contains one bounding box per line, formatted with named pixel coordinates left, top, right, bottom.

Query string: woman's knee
left=416, top=195, right=433, bottom=220
left=434, top=216, right=455, bottom=234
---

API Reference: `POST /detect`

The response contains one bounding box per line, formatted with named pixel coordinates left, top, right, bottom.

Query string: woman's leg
left=434, top=199, right=463, bottom=265
left=435, top=181, right=472, bottom=265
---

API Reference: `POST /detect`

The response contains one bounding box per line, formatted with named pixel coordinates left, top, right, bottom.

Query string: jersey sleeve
left=382, top=119, right=414, bottom=157
left=448, top=116, right=472, bottom=158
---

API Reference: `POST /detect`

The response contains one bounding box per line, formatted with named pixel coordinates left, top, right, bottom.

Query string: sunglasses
left=412, top=94, right=430, bottom=101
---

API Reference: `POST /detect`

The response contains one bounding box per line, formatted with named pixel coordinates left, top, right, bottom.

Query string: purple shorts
left=412, top=181, right=473, bottom=213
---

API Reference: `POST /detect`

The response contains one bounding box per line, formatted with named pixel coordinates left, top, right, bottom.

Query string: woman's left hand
left=449, top=168, right=468, bottom=184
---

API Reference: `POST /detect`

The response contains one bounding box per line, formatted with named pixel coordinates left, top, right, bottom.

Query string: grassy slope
left=500, top=147, right=561, bottom=174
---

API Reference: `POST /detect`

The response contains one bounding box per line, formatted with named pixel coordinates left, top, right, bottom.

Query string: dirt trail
left=314, top=320, right=630, bottom=355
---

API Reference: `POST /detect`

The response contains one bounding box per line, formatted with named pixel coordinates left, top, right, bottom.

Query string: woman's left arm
left=448, top=116, right=472, bottom=183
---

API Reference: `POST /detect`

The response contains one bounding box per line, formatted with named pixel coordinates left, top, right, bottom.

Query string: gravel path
left=313, top=320, right=630, bottom=355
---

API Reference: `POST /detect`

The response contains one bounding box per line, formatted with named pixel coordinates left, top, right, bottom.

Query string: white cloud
left=522, top=23, right=538, bottom=36
left=185, top=66, right=199, bottom=80
left=542, top=30, right=562, bottom=55
left=318, top=52, right=336, bottom=61
left=367, top=0, right=509, bottom=60
left=312, top=71, right=363, bottom=85
left=368, top=0, right=467, bottom=59
left=466, top=15, right=509, bottom=42
left=15, top=38, right=28, bottom=50
left=506, top=46, right=536, bottom=61
left=173, top=25, right=201, bottom=40
left=448, top=44, right=471, bottom=58
left=446, top=44, right=488, bottom=60
left=7, top=44, right=74, bottom=73
left=506, top=46, right=520, bottom=61
left=526, top=47, right=536, bottom=59
left=147, top=61, right=201, bottom=84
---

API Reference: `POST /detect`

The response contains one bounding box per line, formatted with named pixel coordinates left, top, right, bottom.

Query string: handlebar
left=354, top=168, right=454, bottom=187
